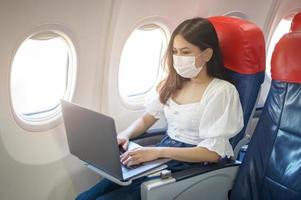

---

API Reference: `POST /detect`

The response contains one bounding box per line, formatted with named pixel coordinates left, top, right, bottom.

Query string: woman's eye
left=182, top=51, right=190, bottom=55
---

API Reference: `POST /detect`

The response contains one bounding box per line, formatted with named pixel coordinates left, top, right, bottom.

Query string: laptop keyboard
left=121, top=163, right=142, bottom=170
left=119, top=145, right=126, bottom=155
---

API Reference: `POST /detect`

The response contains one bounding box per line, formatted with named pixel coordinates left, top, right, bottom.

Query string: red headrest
left=271, top=32, right=301, bottom=83
left=209, top=16, right=265, bottom=74
left=291, top=12, right=301, bottom=32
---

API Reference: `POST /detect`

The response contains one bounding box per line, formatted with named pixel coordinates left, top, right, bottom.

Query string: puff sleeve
left=144, top=90, right=165, bottom=119
left=197, top=83, right=244, bottom=158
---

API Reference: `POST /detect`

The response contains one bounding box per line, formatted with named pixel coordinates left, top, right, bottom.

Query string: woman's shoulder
left=208, top=78, right=238, bottom=99
left=212, top=78, right=237, bottom=92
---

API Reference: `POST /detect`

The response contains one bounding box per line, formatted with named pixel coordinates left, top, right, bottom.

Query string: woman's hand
left=117, top=135, right=129, bottom=151
left=120, top=147, right=161, bottom=166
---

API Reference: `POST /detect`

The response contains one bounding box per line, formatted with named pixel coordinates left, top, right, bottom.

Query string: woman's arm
left=118, top=112, right=158, bottom=140
left=158, top=146, right=220, bottom=163
left=120, top=146, right=220, bottom=166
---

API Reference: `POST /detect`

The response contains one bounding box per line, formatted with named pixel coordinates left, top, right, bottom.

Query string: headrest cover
left=291, top=12, right=301, bottom=32
left=209, top=16, right=265, bottom=74
left=271, top=32, right=301, bottom=83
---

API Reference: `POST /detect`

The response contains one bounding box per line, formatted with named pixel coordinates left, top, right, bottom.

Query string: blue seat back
left=226, top=69, right=264, bottom=148
left=209, top=16, right=265, bottom=148
left=231, top=31, right=301, bottom=200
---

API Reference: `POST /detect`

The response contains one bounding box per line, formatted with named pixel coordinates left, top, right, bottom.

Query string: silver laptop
left=61, top=100, right=170, bottom=185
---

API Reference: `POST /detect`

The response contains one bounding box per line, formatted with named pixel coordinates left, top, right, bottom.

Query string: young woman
left=76, top=17, right=244, bottom=200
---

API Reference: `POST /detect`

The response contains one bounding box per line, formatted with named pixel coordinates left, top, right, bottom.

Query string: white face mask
left=173, top=54, right=205, bottom=78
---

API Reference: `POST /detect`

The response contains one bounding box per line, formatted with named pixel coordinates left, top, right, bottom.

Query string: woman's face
left=172, top=34, right=206, bottom=68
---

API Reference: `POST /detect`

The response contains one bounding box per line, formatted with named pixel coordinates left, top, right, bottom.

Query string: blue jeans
left=75, top=135, right=205, bottom=200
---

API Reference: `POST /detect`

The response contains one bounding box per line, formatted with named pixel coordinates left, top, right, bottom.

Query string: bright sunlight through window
left=119, top=24, right=167, bottom=105
left=11, top=33, right=73, bottom=123
left=266, top=19, right=292, bottom=77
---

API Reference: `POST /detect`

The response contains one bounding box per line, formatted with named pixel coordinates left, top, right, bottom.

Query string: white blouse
left=144, top=78, right=244, bottom=158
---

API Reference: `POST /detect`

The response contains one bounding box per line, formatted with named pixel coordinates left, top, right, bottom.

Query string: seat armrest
left=131, top=128, right=167, bottom=140
left=141, top=160, right=240, bottom=200
left=132, top=128, right=166, bottom=146
left=172, top=159, right=240, bottom=181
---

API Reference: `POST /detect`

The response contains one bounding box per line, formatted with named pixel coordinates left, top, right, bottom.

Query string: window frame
left=9, top=25, right=78, bottom=132
left=117, top=19, right=170, bottom=108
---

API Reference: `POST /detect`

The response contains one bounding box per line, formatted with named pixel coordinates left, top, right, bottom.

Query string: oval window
left=118, top=24, right=167, bottom=105
left=10, top=32, right=76, bottom=129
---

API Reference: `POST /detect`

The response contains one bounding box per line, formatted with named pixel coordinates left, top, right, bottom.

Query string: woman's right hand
left=117, top=135, right=129, bottom=151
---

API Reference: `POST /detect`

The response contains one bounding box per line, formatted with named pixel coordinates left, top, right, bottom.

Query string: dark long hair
left=158, top=17, right=228, bottom=104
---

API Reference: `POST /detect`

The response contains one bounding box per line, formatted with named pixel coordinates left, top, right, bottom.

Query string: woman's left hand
left=120, top=147, right=160, bottom=167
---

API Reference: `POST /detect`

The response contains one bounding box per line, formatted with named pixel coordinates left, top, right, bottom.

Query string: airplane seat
left=139, top=16, right=266, bottom=200
left=231, top=31, right=301, bottom=200
left=209, top=16, right=265, bottom=159
left=290, top=12, right=301, bottom=32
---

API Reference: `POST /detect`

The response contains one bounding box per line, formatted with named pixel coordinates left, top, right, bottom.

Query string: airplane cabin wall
left=0, top=0, right=114, bottom=199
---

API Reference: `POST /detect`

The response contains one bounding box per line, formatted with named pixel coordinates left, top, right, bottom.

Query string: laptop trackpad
left=122, top=159, right=168, bottom=180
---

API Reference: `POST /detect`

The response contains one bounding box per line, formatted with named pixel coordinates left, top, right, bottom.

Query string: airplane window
left=10, top=32, right=76, bottom=127
left=119, top=24, right=167, bottom=105
left=266, top=19, right=292, bottom=77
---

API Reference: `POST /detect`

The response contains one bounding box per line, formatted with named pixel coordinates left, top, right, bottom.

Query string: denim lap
left=155, top=135, right=195, bottom=148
